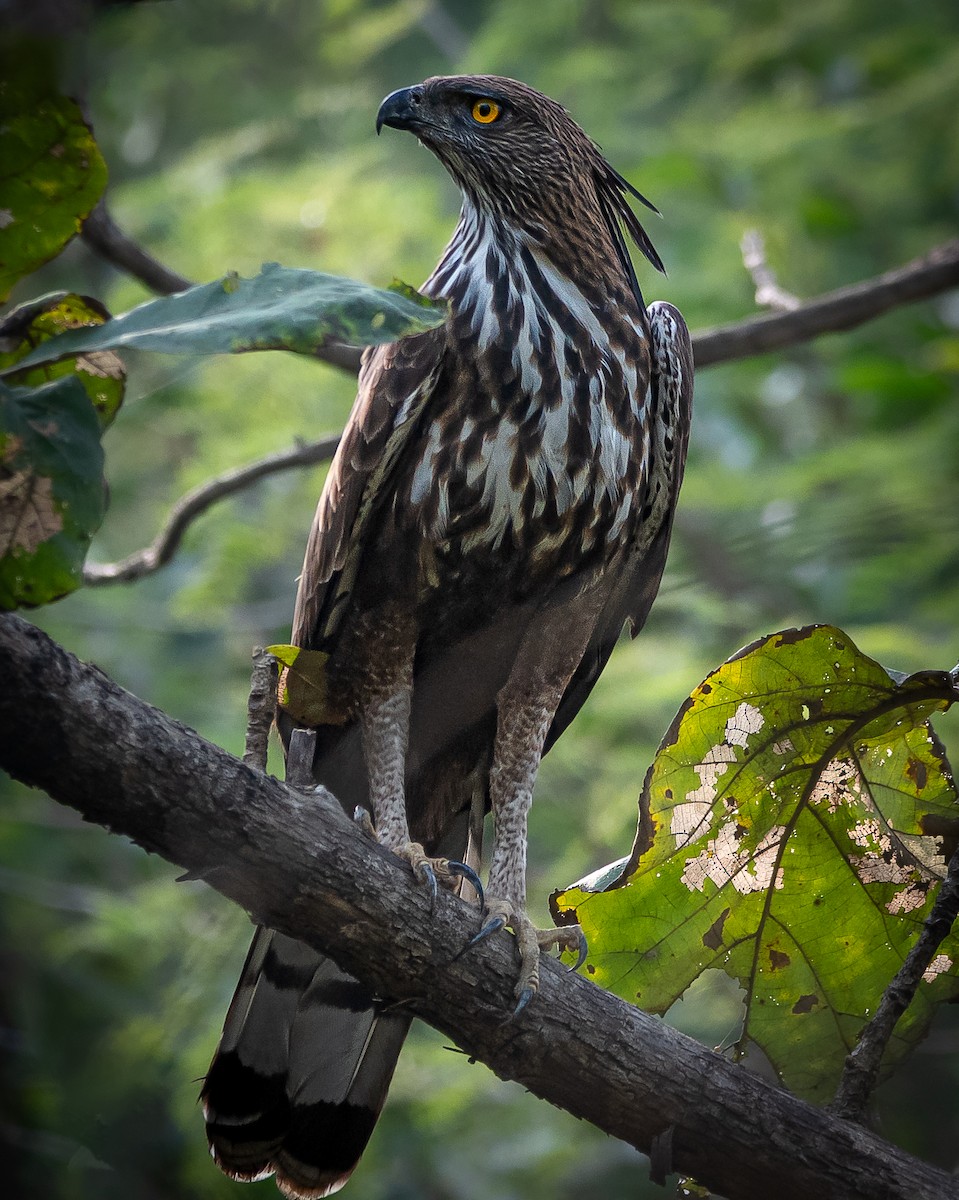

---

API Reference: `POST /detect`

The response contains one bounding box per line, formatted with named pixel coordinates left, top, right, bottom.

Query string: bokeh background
left=3, top=1, right=959, bottom=1196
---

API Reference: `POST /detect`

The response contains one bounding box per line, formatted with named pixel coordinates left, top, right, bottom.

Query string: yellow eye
left=471, top=98, right=501, bottom=124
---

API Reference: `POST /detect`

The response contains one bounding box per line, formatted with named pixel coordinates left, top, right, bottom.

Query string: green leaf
left=0, top=79, right=108, bottom=300
left=7, top=264, right=448, bottom=371
left=0, top=293, right=125, bottom=428
left=387, top=278, right=439, bottom=308
left=552, top=625, right=959, bottom=1103
left=0, top=376, right=106, bottom=609
left=267, top=643, right=341, bottom=727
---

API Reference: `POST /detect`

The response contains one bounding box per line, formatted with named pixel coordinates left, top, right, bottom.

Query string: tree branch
left=243, top=647, right=279, bottom=770
left=693, top=238, right=959, bottom=367
left=82, top=199, right=193, bottom=295
left=83, top=203, right=959, bottom=378
left=739, top=229, right=801, bottom=313
left=82, top=434, right=340, bottom=585
left=1, top=612, right=956, bottom=1200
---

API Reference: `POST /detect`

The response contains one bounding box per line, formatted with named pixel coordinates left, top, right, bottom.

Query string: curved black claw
left=419, top=862, right=439, bottom=909
left=567, top=929, right=589, bottom=974
left=446, top=860, right=485, bottom=906
left=453, top=913, right=507, bottom=961
left=470, top=914, right=507, bottom=947
left=513, top=985, right=535, bottom=1017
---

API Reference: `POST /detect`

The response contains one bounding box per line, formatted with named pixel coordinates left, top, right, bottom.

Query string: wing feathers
left=292, top=329, right=447, bottom=650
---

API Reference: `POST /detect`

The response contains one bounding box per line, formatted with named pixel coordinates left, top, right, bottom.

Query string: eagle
left=202, top=74, right=693, bottom=1198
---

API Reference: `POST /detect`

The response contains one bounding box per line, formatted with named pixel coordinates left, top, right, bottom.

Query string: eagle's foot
left=394, top=841, right=484, bottom=909
left=469, top=897, right=588, bottom=1015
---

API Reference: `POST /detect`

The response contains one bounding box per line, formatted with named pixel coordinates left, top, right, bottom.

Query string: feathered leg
left=357, top=611, right=480, bottom=899
left=473, top=587, right=599, bottom=1007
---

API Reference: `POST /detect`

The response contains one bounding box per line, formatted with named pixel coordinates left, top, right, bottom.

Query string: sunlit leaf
left=387, top=278, right=438, bottom=307
left=268, top=643, right=342, bottom=727
left=552, top=625, right=959, bottom=1103
left=0, top=293, right=125, bottom=428
left=7, top=264, right=448, bottom=371
left=0, top=376, right=106, bottom=608
left=0, top=76, right=107, bottom=300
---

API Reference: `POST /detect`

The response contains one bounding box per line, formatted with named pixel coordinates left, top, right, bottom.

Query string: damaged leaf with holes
left=0, top=293, right=125, bottom=428
left=0, top=376, right=106, bottom=609
left=552, top=625, right=959, bottom=1103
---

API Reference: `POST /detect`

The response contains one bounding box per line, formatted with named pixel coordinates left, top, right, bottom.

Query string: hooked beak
left=376, top=86, right=423, bottom=135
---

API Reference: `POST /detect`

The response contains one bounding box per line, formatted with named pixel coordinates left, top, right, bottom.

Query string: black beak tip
left=376, top=86, right=419, bottom=136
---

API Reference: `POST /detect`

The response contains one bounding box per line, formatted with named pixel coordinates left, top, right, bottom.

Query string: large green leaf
left=552, top=626, right=959, bottom=1103
left=7, top=264, right=447, bottom=371
left=0, top=78, right=107, bottom=300
left=0, top=376, right=106, bottom=609
left=0, top=293, right=125, bottom=428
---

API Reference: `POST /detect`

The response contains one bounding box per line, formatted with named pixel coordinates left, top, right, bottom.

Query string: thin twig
left=418, top=2, right=470, bottom=61
left=694, top=239, right=959, bottom=367
left=83, top=434, right=340, bottom=585
left=243, top=648, right=279, bottom=771
left=740, top=229, right=801, bottom=312
left=832, top=749, right=959, bottom=1123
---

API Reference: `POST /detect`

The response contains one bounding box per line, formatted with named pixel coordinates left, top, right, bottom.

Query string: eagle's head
left=376, top=74, right=664, bottom=280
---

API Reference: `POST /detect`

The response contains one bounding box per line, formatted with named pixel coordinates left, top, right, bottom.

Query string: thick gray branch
left=0, top=613, right=955, bottom=1200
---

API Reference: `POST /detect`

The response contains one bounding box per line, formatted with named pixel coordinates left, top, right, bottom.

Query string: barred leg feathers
left=202, top=929, right=410, bottom=1198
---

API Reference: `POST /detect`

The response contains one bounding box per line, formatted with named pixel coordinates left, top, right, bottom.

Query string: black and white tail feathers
left=201, top=928, right=410, bottom=1198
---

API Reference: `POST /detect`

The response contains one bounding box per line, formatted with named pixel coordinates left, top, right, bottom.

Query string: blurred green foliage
left=2, top=1, right=958, bottom=1197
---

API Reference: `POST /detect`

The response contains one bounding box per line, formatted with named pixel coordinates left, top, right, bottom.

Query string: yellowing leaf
left=0, top=78, right=107, bottom=300
left=552, top=625, right=959, bottom=1103
left=267, top=643, right=342, bottom=727
left=0, top=293, right=125, bottom=428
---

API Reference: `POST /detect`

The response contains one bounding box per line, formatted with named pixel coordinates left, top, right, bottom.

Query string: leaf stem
left=832, top=726, right=959, bottom=1123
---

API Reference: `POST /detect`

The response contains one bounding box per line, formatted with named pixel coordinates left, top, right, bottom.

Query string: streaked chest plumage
left=399, top=207, right=651, bottom=573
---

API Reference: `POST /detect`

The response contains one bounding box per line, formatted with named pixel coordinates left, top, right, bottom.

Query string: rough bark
left=1, top=613, right=956, bottom=1200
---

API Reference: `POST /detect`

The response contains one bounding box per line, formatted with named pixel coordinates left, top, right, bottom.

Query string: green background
left=2, top=1, right=958, bottom=1197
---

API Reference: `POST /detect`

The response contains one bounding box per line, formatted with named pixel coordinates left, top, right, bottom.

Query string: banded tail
left=201, top=929, right=410, bottom=1198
